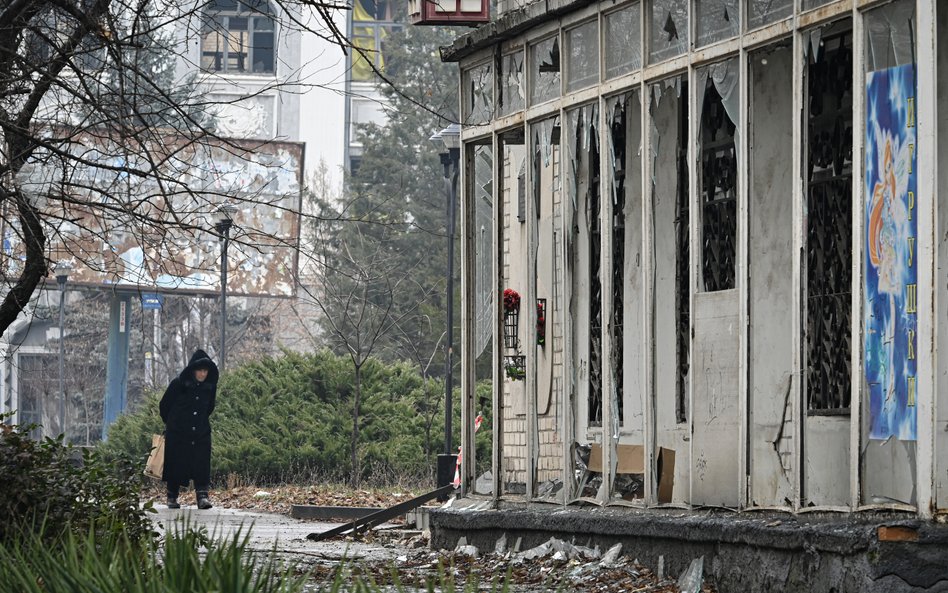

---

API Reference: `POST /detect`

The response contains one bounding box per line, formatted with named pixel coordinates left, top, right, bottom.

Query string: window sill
left=198, top=72, right=279, bottom=84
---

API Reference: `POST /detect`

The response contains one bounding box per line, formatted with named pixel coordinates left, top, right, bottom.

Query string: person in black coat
left=159, top=349, right=219, bottom=509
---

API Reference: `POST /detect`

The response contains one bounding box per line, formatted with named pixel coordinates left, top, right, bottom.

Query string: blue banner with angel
left=865, top=63, right=917, bottom=441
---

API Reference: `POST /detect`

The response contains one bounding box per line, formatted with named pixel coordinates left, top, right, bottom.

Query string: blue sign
left=141, top=293, right=164, bottom=310
left=865, top=63, right=917, bottom=441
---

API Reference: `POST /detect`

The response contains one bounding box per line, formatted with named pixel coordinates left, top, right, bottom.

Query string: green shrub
left=0, top=419, right=153, bottom=544
left=102, top=350, right=479, bottom=485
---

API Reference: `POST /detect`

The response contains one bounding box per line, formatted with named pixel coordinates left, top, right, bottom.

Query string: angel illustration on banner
left=867, top=125, right=912, bottom=415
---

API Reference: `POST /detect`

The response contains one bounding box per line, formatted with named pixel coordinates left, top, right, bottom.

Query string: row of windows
left=473, top=0, right=916, bottom=417
left=23, top=0, right=277, bottom=77
left=463, top=0, right=877, bottom=122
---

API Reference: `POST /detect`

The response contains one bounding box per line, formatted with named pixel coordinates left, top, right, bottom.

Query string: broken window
left=865, top=0, right=916, bottom=71
left=500, top=50, right=525, bottom=116
left=607, top=96, right=630, bottom=427
left=697, top=59, right=738, bottom=292
left=463, top=61, right=493, bottom=125
left=473, top=145, right=494, bottom=362
left=648, top=0, right=688, bottom=64
left=529, top=36, right=560, bottom=106
left=674, top=84, right=689, bottom=424
left=604, top=2, right=642, bottom=79
left=565, top=20, right=598, bottom=93
left=801, top=0, right=835, bottom=11
left=499, top=130, right=527, bottom=495
left=201, top=0, right=276, bottom=75
left=695, top=0, right=739, bottom=47
left=566, top=104, right=601, bottom=427
left=806, top=30, right=853, bottom=412
left=748, top=0, right=792, bottom=29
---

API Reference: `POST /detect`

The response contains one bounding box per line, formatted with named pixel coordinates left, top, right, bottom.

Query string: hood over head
left=181, top=349, right=219, bottom=384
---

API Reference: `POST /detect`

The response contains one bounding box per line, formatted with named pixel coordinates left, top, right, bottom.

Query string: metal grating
left=609, top=99, right=627, bottom=424
left=700, top=82, right=737, bottom=292
left=587, top=119, right=603, bottom=427
left=675, top=84, right=690, bottom=424
left=806, top=31, right=853, bottom=412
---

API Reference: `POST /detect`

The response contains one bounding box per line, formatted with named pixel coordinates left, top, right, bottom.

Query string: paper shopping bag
left=144, top=434, right=165, bottom=480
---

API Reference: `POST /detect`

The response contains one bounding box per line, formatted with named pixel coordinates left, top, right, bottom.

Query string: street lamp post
left=55, top=261, right=71, bottom=438
left=213, top=204, right=237, bottom=373
left=431, top=124, right=461, bottom=492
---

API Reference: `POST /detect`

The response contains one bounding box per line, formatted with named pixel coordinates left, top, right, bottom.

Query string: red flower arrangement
left=503, top=288, right=521, bottom=313
left=536, top=299, right=546, bottom=346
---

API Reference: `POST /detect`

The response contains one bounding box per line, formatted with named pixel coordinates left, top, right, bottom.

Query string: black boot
left=167, top=494, right=180, bottom=509
left=196, top=491, right=213, bottom=510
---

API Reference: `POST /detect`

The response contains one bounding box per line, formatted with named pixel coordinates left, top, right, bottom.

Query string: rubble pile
left=350, top=533, right=718, bottom=592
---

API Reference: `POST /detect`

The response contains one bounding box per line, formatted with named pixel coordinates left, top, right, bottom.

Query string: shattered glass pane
left=695, top=0, right=739, bottom=47
left=806, top=30, right=853, bottom=412
left=566, top=104, right=602, bottom=427
left=500, top=51, right=525, bottom=116
left=748, top=0, right=792, bottom=29
left=607, top=94, right=636, bottom=429
left=604, top=2, right=642, bottom=79
left=648, top=0, right=688, bottom=64
left=801, top=0, right=834, bottom=10
left=698, top=59, right=738, bottom=291
left=865, top=0, right=916, bottom=72
left=565, top=20, right=598, bottom=93
left=464, top=61, right=493, bottom=125
left=474, top=145, right=494, bottom=358
left=530, top=36, right=561, bottom=106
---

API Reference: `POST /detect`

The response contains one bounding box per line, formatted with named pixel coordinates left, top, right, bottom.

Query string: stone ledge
left=429, top=502, right=948, bottom=592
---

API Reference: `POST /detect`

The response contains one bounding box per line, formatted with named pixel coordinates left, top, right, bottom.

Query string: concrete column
left=915, top=0, right=937, bottom=519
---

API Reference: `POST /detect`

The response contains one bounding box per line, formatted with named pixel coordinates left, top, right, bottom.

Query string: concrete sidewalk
left=151, top=504, right=408, bottom=563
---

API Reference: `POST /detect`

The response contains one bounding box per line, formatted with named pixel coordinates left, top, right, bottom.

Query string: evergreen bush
left=102, top=350, right=477, bottom=485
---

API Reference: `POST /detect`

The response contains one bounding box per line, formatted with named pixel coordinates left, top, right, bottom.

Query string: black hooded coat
left=159, top=350, right=219, bottom=488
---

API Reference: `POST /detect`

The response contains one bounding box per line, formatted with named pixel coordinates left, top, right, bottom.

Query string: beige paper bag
left=144, top=434, right=165, bottom=480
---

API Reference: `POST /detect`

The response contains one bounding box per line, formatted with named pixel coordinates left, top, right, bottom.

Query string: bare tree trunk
left=350, top=363, right=362, bottom=488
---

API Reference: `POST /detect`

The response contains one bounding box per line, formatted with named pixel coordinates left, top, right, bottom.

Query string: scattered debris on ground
left=144, top=486, right=716, bottom=591
left=307, top=530, right=716, bottom=592
left=142, top=483, right=434, bottom=516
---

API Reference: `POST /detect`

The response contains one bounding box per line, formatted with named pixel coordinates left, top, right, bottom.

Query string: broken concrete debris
left=443, top=534, right=712, bottom=592
left=677, top=556, right=704, bottom=593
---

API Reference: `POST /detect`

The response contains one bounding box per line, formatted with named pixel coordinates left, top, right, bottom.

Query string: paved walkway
left=151, top=504, right=408, bottom=563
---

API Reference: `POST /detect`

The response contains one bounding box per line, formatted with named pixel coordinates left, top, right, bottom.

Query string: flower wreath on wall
left=503, top=288, right=524, bottom=379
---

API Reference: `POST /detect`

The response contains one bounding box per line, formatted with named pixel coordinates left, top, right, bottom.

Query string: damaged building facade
left=448, top=0, right=948, bottom=518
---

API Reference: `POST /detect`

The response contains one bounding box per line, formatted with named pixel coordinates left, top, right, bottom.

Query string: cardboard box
left=587, top=444, right=675, bottom=503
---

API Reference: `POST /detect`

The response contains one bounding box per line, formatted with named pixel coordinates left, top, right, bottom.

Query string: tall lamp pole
left=213, top=204, right=237, bottom=373
left=54, top=261, right=71, bottom=438
left=431, top=124, right=461, bottom=492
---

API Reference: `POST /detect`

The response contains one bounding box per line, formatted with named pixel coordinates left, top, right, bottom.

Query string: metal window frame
left=201, top=11, right=276, bottom=75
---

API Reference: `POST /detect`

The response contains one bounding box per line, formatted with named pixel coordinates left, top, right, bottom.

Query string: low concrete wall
left=429, top=504, right=948, bottom=592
